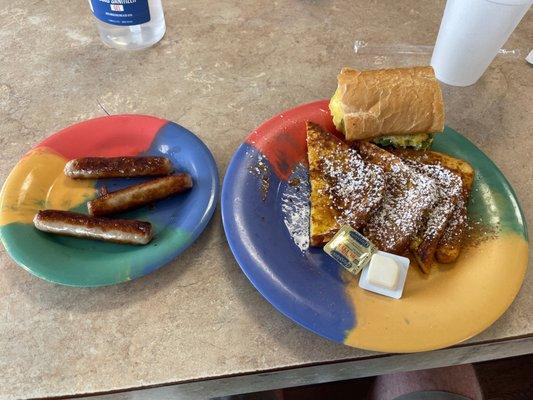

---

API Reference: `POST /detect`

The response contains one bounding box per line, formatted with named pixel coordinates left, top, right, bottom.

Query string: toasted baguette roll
left=330, top=66, right=444, bottom=141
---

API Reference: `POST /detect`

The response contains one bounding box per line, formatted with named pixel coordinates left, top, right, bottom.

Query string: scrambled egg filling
left=329, top=89, right=434, bottom=150
left=329, top=88, right=345, bottom=133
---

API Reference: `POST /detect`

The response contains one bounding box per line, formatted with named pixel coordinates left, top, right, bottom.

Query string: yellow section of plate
left=0, top=148, right=95, bottom=226
left=344, top=233, right=528, bottom=352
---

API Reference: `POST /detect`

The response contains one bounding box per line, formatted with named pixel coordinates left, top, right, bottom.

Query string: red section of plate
left=245, top=100, right=337, bottom=181
left=39, top=115, right=168, bottom=159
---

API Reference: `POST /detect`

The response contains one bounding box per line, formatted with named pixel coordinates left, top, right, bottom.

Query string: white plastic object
left=527, top=50, right=533, bottom=64
left=431, top=0, right=532, bottom=86
left=359, top=251, right=410, bottom=299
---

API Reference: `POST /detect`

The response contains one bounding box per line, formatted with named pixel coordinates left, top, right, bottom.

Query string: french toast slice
left=392, top=149, right=474, bottom=264
left=353, top=142, right=440, bottom=254
left=307, top=122, right=385, bottom=246
left=403, top=160, right=462, bottom=273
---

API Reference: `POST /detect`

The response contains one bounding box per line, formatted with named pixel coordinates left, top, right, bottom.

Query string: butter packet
left=324, top=225, right=377, bottom=276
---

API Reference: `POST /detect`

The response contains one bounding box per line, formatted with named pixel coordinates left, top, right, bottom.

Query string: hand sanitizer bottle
left=88, top=0, right=166, bottom=50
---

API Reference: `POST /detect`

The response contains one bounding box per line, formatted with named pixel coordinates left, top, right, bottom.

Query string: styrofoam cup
left=431, top=0, right=532, bottom=86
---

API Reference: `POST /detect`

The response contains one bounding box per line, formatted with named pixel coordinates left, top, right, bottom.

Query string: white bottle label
left=89, top=0, right=151, bottom=26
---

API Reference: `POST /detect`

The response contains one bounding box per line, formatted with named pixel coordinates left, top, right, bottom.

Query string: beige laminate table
left=0, top=1, right=531, bottom=399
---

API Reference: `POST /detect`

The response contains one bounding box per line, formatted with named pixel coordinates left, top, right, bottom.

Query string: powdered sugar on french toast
left=406, top=161, right=463, bottom=241
left=321, top=142, right=385, bottom=228
left=364, top=159, right=439, bottom=253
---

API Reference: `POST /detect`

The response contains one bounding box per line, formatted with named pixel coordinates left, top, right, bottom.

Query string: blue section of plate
left=221, top=143, right=354, bottom=343
left=94, top=122, right=220, bottom=238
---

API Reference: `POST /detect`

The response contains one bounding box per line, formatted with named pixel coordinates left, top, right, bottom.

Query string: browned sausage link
left=64, top=156, right=173, bottom=179
left=33, top=210, right=153, bottom=245
left=87, top=174, right=193, bottom=216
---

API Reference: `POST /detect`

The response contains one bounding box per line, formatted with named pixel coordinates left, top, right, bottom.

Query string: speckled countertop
left=0, top=1, right=531, bottom=399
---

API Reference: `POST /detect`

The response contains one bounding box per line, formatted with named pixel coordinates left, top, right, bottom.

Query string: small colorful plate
left=0, top=115, right=218, bottom=287
left=221, top=100, right=528, bottom=352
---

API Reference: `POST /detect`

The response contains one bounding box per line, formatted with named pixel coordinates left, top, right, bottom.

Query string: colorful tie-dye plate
left=0, top=115, right=218, bottom=287
left=221, top=100, right=528, bottom=352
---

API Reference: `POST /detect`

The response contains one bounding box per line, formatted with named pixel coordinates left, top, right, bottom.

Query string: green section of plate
left=0, top=223, right=190, bottom=287
left=432, top=127, right=527, bottom=240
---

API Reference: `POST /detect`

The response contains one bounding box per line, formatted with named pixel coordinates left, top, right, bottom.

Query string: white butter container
left=359, top=251, right=410, bottom=299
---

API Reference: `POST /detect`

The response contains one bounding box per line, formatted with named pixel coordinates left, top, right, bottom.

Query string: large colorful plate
left=221, top=100, right=528, bottom=352
left=0, top=115, right=218, bottom=287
